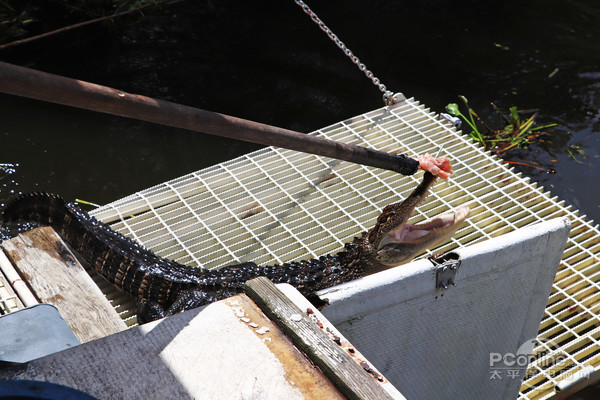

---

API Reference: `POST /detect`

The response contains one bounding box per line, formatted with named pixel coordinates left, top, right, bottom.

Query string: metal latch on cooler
left=429, top=252, right=461, bottom=290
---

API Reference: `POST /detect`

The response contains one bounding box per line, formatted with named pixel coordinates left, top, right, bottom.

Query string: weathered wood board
left=0, top=293, right=348, bottom=400
left=246, top=277, right=403, bottom=400
left=1, top=226, right=127, bottom=342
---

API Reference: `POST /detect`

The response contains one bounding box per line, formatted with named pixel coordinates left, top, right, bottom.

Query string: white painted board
left=318, top=217, right=571, bottom=400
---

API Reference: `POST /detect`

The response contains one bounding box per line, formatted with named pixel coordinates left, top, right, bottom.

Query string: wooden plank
left=276, top=282, right=406, bottom=400
left=1, top=226, right=127, bottom=342
left=245, top=276, right=396, bottom=400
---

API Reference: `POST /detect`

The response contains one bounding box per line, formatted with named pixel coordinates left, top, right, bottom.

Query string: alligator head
left=363, top=172, right=469, bottom=270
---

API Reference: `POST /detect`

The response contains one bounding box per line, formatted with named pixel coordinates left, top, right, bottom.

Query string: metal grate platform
left=0, top=96, right=595, bottom=398
left=85, top=97, right=598, bottom=398
left=87, top=97, right=600, bottom=399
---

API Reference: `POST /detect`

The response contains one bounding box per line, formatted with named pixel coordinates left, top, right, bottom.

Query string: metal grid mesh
left=85, top=98, right=599, bottom=399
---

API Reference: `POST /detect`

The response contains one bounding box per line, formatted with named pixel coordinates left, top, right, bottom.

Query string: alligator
left=2, top=172, right=469, bottom=323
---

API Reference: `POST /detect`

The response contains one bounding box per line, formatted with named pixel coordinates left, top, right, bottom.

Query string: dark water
left=1, top=0, right=600, bottom=396
left=2, top=1, right=600, bottom=221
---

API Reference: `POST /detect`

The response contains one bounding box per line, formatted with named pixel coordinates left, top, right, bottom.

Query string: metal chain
left=294, top=0, right=399, bottom=105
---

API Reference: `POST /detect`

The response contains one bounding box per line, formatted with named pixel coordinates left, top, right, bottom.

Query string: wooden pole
left=0, top=61, right=419, bottom=175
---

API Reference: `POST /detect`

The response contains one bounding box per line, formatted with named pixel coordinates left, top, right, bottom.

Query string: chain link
left=294, top=0, right=398, bottom=105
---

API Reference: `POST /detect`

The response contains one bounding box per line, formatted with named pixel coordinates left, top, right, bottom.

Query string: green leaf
left=446, top=103, right=461, bottom=116
left=509, top=106, right=520, bottom=125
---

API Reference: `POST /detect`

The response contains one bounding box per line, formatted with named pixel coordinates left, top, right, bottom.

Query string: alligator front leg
left=137, top=299, right=167, bottom=324
left=136, top=288, right=241, bottom=324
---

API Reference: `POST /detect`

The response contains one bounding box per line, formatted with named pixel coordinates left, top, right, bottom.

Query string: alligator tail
left=2, top=192, right=199, bottom=304
left=3, top=192, right=70, bottom=229
left=3, top=193, right=130, bottom=289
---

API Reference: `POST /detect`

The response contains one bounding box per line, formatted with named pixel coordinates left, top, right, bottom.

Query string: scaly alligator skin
left=2, top=172, right=469, bottom=323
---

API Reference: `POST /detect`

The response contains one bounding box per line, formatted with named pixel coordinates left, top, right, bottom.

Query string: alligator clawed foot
left=137, top=288, right=240, bottom=324
left=137, top=299, right=166, bottom=324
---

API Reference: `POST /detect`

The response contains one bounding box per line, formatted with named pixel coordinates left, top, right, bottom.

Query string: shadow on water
left=1, top=0, right=600, bottom=395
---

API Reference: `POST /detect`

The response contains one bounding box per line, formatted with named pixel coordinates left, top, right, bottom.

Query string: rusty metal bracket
left=429, top=252, right=461, bottom=290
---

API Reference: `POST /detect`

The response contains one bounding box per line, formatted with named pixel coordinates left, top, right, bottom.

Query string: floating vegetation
left=566, top=144, right=587, bottom=165
left=446, top=96, right=558, bottom=157
left=75, top=199, right=101, bottom=208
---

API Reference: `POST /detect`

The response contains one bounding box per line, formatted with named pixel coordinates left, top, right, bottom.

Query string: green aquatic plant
left=74, top=198, right=101, bottom=208
left=446, top=96, right=557, bottom=156
left=566, top=144, right=586, bottom=164
left=446, top=96, right=485, bottom=147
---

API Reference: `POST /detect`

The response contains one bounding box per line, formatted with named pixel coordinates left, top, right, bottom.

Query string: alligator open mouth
left=374, top=206, right=470, bottom=267
left=367, top=172, right=470, bottom=268
left=378, top=207, right=471, bottom=249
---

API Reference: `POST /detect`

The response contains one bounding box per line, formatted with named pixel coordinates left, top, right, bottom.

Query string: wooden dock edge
left=245, top=276, right=401, bottom=400
left=1, top=226, right=127, bottom=342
